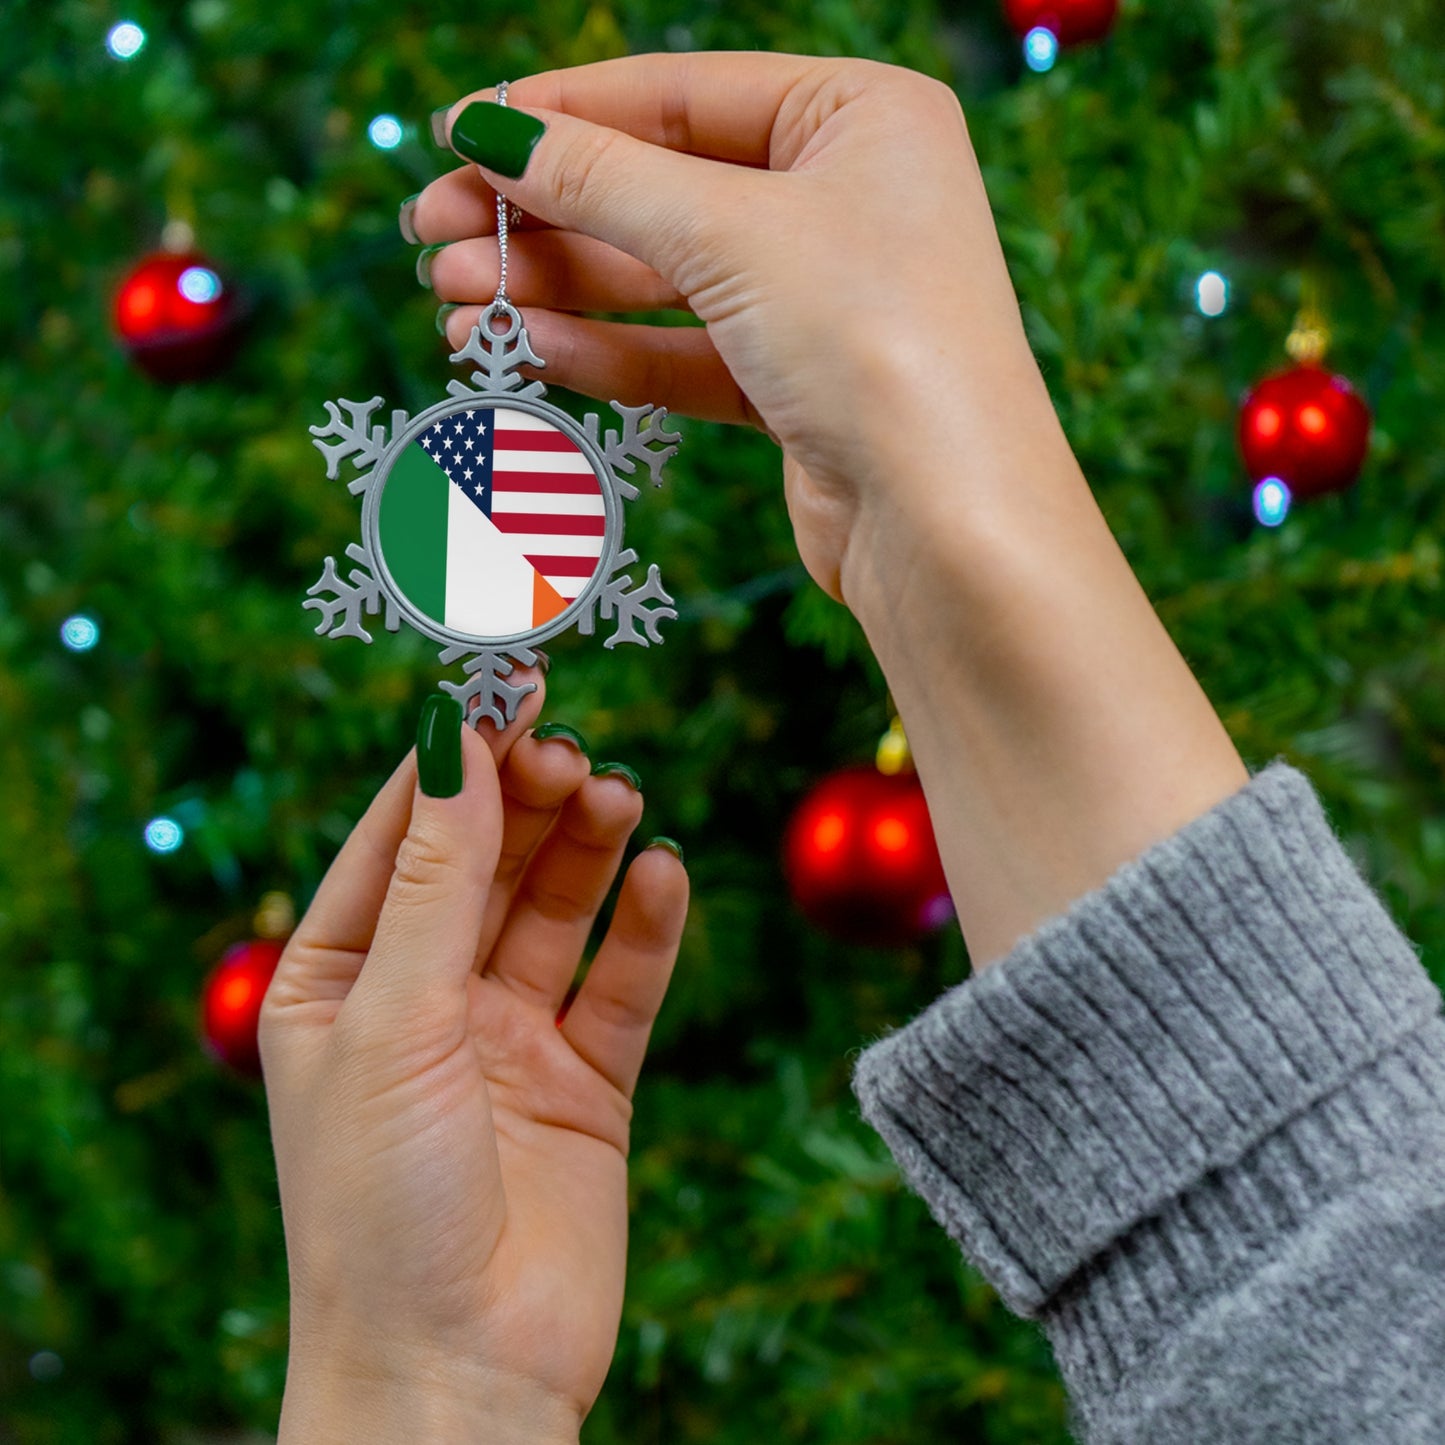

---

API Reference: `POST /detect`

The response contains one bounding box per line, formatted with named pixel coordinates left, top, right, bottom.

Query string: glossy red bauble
left=113, top=251, right=240, bottom=382
left=1237, top=362, right=1372, bottom=500
left=200, top=939, right=284, bottom=1076
left=783, top=766, right=953, bottom=947
left=1003, top=0, right=1119, bottom=45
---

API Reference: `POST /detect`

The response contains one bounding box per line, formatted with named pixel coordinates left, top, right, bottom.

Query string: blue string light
left=1024, top=27, right=1059, bottom=72
left=368, top=114, right=404, bottom=150
left=1253, top=477, right=1291, bottom=528
left=60, top=615, right=100, bottom=652
left=106, top=21, right=146, bottom=59
left=144, top=817, right=185, bottom=853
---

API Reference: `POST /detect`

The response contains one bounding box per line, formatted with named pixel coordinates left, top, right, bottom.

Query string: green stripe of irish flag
left=379, top=441, right=450, bottom=621
left=378, top=439, right=568, bottom=638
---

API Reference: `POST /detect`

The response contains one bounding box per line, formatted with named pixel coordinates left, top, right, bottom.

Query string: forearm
left=842, top=354, right=1250, bottom=971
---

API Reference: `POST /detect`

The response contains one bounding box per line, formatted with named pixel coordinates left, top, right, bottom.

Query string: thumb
left=441, top=94, right=761, bottom=291
left=344, top=695, right=503, bottom=1033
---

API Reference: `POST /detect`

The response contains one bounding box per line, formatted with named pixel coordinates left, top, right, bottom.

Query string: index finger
left=411, top=54, right=884, bottom=252
left=461, top=51, right=848, bottom=168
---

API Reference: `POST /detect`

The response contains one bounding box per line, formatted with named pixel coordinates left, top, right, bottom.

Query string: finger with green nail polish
left=416, top=242, right=449, bottom=290
left=449, top=101, right=547, bottom=179
left=417, top=694, right=464, bottom=798
left=398, top=193, right=422, bottom=245
left=533, top=722, right=589, bottom=757
left=644, top=836, right=684, bottom=865
left=591, top=761, right=641, bottom=791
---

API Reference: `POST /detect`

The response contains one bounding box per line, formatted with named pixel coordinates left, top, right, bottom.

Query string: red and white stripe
left=488, top=409, right=605, bottom=600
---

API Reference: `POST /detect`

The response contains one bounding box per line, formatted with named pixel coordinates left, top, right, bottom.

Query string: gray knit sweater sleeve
left=849, top=759, right=1445, bottom=1442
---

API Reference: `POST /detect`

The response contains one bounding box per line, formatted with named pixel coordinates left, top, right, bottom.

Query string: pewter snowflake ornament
left=304, top=302, right=681, bottom=728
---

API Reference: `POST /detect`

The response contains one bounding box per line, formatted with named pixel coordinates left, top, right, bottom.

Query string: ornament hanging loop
left=876, top=714, right=913, bottom=776
left=1287, top=275, right=1331, bottom=365
left=482, top=300, right=523, bottom=343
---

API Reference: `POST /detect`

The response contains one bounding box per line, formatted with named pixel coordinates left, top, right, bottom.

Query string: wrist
left=838, top=344, right=1082, bottom=636
left=279, top=1343, right=582, bottom=1445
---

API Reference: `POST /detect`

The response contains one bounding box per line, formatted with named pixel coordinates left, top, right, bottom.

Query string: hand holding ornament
left=410, top=51, right=1058, bottom=608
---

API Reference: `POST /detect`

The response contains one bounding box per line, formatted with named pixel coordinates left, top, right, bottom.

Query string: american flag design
left=376, top=406, right=606, bottom=638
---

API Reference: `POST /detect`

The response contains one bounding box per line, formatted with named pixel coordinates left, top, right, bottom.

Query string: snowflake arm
left=309, top=398, right=408, bottom=489
left=437, top=644, right=541, bottom=729
left=578, top=549, right=677, bottom=648
left=583, top=402, right=681, bottom=501
left=303, top=543, right=399, bottom=642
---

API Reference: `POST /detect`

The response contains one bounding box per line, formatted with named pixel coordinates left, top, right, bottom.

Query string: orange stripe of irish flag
left=532, top=568, right=568, bottom=628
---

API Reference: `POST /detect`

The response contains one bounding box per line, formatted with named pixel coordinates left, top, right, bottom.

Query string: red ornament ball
left=783, top=766, right=954, bottom=947
left=200, top=939, right=284, bottom=1076
left=113, top=250, right=240, bottom=382
left=1003, top=0, right=1119, bottom=45
left=1238, top=362, right=1372, bottom=501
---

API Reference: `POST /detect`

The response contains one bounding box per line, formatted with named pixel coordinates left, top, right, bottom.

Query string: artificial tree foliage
left=2, top=0, right=1443, bottom=1441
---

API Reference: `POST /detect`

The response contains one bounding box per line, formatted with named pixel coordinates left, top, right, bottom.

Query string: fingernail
left=435, top=302, right=460, bottom=337
left=591, top=760, right=641, bottom=791
left=416, top=242, right=448, bottom=290
left=430, top=105, right=453, bottom=148
left=450, top=100, right=546, bottom=179
left=417, top=693, right=464, bottom=797
left=532, top=648, right=551, bottom=676
left=532, top=722, right=589, bottom=756
left=644, top=836, right=684, bottom=865
left=398, top=193, right=422, bottom=245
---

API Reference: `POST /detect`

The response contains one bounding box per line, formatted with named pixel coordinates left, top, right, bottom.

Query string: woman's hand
left=411, top=53, right=1060, bottom=604
left=407, top=53, right=1248, bottom=985
left=259, top=680, right=688, bottom=1442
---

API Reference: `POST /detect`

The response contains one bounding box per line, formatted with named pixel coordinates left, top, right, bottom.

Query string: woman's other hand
left=260, top=680, right=688, bottom=1441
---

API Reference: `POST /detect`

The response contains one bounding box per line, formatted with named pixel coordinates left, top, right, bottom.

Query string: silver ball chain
left=491, top=82, right=524, bottom=318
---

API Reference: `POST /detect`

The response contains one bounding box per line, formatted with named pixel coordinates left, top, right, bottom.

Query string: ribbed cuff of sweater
left=849, top=758, right=1444, bottom=1324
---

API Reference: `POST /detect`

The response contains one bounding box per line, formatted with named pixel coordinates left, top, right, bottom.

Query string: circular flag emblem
left=376, top=404, right=608, bottom=643
left=306, top=301, right=679, bottom=728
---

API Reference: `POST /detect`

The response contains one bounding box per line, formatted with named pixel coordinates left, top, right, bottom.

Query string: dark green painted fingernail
left=416, top=242, right=448, bottom=289
left=591, top=760, right=641, bottom=791
left=435, top=303, right=460, bottom=337
left=398, top=193, right=422, bottom=245
left=417, top=694, right=464, bottom=797
left=645, top=836, right=684, bottom=864
left=450, top=101, right=547, bottom=179
left=430, top=105, right=453, bottom=148
left=533, top=721, right=589, bottom=755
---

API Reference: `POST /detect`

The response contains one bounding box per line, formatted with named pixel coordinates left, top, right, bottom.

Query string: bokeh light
left=105, top=21, right=146, bottom=59
left=60, top=615, right=100, bottom=652
left=1253, top=477, right=1292, bottom=528
left=178, top=266, right=222, bottom=304
left=1024, top=27, right=1059, bottom=72
left=144, top=817, right=185, bottom=853
left=368, top=114, right=404, bottom=150
left=1196, top=270, right=1229, bottom=317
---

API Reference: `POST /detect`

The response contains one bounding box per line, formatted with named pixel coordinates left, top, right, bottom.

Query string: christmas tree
left=3, top=0, right=1443, bottom=1441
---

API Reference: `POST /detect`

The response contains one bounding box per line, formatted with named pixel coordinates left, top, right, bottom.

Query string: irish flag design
left=377, top=406, right=606, bottom=638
